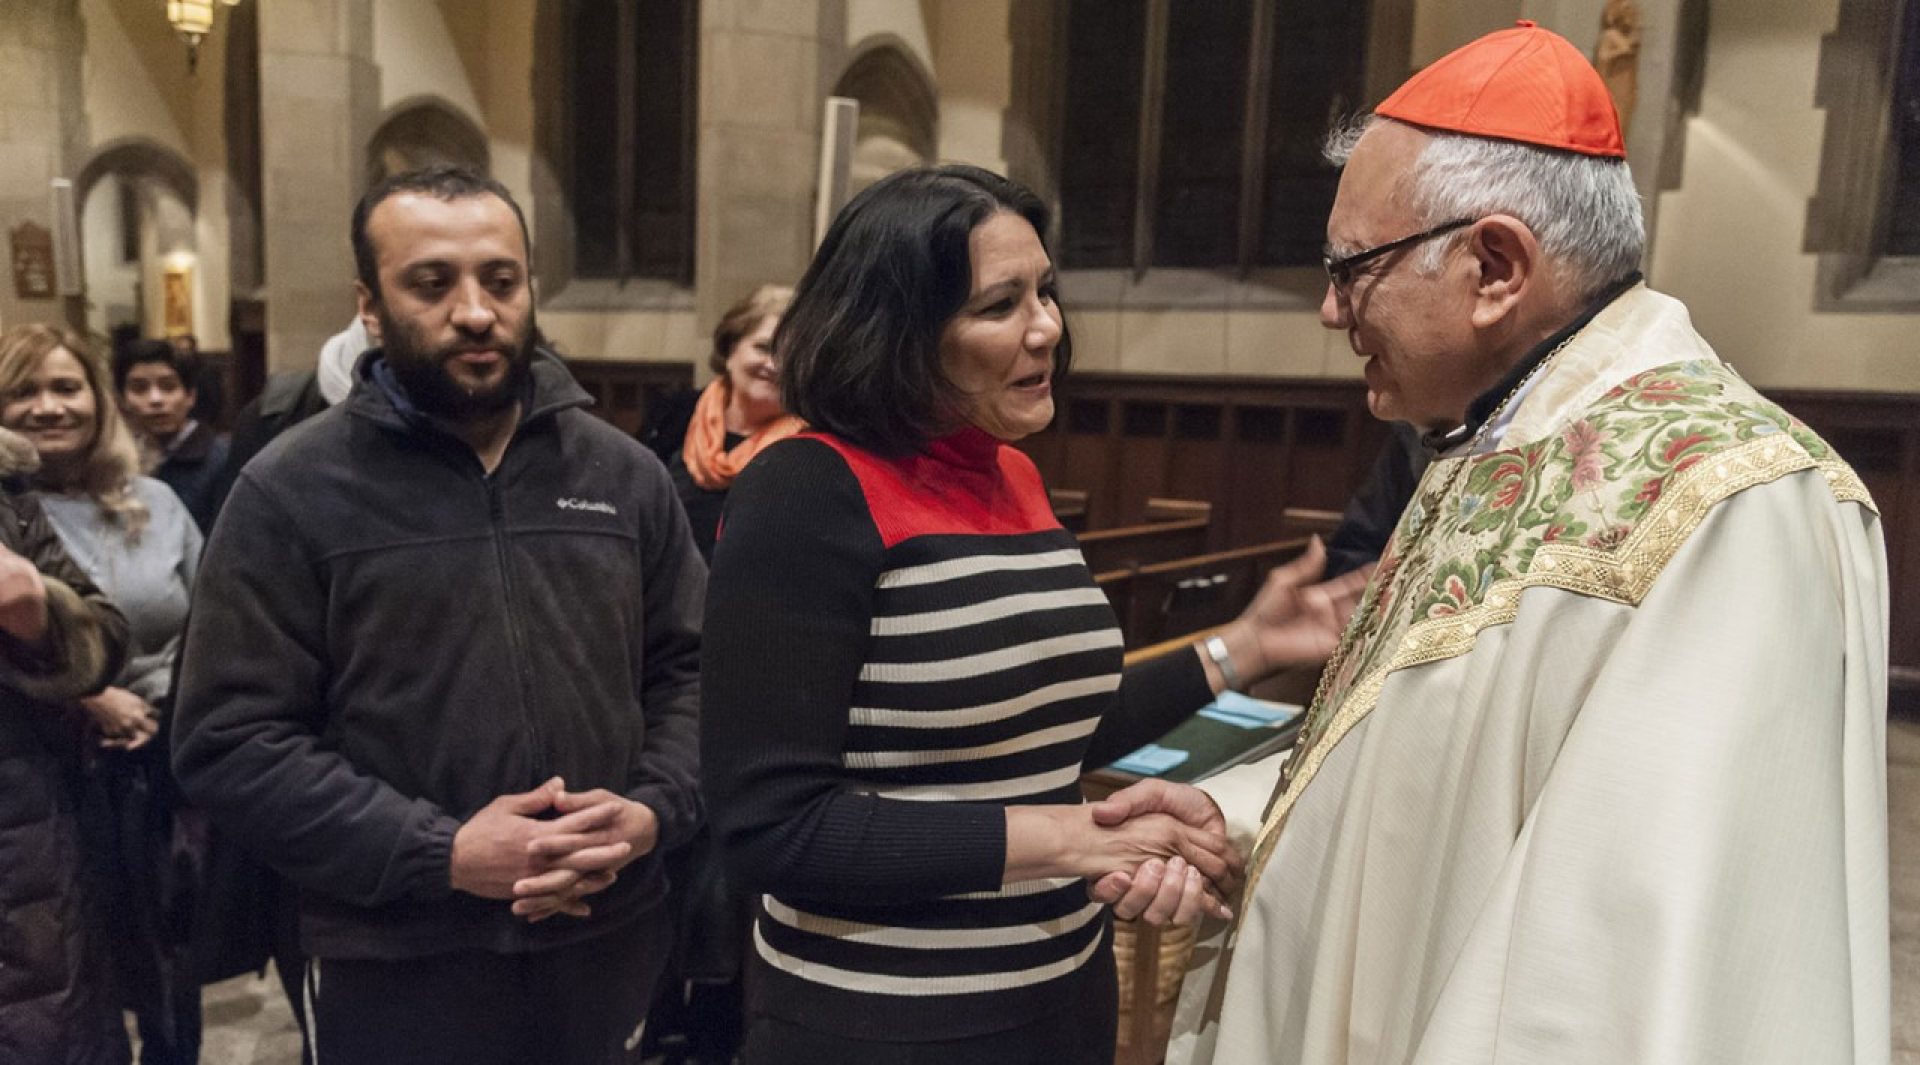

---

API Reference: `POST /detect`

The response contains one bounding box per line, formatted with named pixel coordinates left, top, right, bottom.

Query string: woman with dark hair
left=667, top=284, right=803, bottom=559
left=701, top=165, right=1367, bottom=1063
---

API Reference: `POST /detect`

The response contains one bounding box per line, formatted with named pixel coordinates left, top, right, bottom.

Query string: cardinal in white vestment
left=1096, top=20, right=1891, bottom=1065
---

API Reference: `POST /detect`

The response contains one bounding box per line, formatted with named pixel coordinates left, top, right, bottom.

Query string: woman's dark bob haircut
left=776, top=164, right=1071, bottom=455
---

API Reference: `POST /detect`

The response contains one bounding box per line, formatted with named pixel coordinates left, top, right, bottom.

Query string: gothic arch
left=74, top=137, right=199, bottom=217
left=834, top=37, right=940, bottom=188
left=365, top=96, right=491, bottom=188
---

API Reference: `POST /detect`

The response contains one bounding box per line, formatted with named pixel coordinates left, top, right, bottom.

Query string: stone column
left=1522, top=0, right=1694, bottom=248
left=936, top=0, right=1012, bottom=173
left=257, top=0, right=377, bottom=372
left=0, top=0, right=86, bottom=331
left=694, top=0, right=834, bottom=382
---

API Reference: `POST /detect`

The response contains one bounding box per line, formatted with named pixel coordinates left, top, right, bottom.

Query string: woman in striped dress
left=701, top=165, right=1366, bottom=1065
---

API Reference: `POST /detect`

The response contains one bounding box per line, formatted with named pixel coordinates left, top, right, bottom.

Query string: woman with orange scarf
left=649, top=285, right=802, bottom=1065
left=668, top=285, right=804, bottom=560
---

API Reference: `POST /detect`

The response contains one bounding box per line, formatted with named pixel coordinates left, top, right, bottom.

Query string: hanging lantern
left=166, top=0, right=216, bottom=71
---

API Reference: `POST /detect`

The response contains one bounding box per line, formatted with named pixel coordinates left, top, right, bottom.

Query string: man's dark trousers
left=307, top=905, right=671, bottom=1065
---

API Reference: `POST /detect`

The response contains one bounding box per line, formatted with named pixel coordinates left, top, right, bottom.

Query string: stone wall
left=0, top=1, right=84, bottom=331
left=257, top=0, right=379, bottom=371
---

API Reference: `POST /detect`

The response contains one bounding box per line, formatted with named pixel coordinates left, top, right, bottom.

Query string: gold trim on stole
left=1237, top=442, right=1872, bottom=910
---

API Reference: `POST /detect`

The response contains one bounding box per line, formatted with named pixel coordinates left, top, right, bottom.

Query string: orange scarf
left=682, top=377, right=805, bottom=491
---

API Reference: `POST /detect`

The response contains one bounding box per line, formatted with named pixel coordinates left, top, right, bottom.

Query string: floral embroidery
left=1662, top=430, right=1715, bottom=468
left=1461, top=443, right=1550, bottom=534
left=1637, top=379, right=1692, bottom=402
left=1584, top=523, right=1632, bottom=550
left=1306, top=359, right=1855, bottom=721
left=1542, top=519, right=1585, bottom=543
left=1607, top=371, right=1713, bottom=406
left=1562, top=420, right=1609, bottom=493
left=1426, top=562, right=1480, bottom=617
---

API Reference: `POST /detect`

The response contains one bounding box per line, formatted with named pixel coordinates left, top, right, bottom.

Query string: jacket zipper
left=486, top=474, right=548, bottom=784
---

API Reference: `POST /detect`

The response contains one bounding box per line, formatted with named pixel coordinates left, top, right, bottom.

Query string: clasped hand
left=1071, top=542, right=1366, bottom=927
left=1085, top=779, right=1245, bottom=927
left=450, top=777, right=659, bottom=923
left=79, top=686, right=159, bottom=750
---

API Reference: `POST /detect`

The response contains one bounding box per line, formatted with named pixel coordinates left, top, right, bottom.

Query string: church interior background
left=2, top=0, right=1916, bottom=1059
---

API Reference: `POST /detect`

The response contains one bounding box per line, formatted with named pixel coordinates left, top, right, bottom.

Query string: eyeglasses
left=1322, top=218, right=1475, bottom=293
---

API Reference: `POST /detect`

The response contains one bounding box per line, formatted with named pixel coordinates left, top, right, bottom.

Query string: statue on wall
left=1594, top=0, right=1643, bottom=140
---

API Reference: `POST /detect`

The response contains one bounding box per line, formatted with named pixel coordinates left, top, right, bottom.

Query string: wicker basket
left=1112, top=916, right=1198, bottom=1063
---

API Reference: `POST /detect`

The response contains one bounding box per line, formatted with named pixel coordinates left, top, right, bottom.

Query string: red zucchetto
left=1375, top=20, right=1627, bottom=159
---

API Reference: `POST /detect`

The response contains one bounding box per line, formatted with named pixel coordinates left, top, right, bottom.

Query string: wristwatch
left=1203, top=634, right=1242, bottom=692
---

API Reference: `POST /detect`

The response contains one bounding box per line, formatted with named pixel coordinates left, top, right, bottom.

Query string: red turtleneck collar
left=798, top=427, right=1059, bottom=549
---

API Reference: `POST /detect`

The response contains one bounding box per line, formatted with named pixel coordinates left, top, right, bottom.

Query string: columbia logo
left=556, top=497, right=617, bottom=515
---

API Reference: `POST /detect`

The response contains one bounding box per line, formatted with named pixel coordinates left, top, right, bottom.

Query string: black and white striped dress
left=702, top=428, right=1210, bottom=1045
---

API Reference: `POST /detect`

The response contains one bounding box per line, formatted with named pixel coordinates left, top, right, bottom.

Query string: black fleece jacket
left=173, top=350, right=705, bottom=960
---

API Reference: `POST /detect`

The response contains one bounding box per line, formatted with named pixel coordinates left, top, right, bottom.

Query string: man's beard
left=377, top=306, right=537, bottom=421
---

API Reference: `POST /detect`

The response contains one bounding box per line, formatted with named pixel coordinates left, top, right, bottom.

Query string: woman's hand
left=79, top=686, right=158, bottom=751
left=1202, top=537, right=1373, bottom=690
left=1087, top=780, right=1244, bottom=924
left=1006, top=804, right=1239, bottom=925
left=1079, top=812, right=1236, bottom=925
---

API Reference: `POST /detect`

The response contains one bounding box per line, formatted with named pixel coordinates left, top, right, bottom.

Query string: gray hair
left=1323, top=115, right=1644, bottom=302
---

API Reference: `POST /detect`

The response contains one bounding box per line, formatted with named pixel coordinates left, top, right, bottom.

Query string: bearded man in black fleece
left=172, top=165, right=704, bottom=1065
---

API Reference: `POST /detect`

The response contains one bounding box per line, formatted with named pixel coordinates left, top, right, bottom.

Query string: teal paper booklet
left=1107, top=693, right=1304, bottom=784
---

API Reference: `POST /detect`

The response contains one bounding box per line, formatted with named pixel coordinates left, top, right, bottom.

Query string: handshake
left=1011, top=779, right=1245, bottom=928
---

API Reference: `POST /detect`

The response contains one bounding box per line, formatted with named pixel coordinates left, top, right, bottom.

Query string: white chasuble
left=1171, top=286, right=1891, bottom=1065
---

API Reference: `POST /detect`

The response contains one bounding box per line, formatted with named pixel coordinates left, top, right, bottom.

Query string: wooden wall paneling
left=1020, top=418, right=1067, bottom=486
left=1284, top=403, right=1353, bottom=512
left=1226, top=402, right=1292, bottom=544
left=1116, top=400, right=1172, bottom=523
left=1783, top=392, right=1920, bottom=685
left=1168, top=402, right=1231, bottom=549
left=561, top=358, right=695, bottom=437
left=1061, top=396, right=1121, bottom=527
left=1343, top=406, right=1394, bottom=503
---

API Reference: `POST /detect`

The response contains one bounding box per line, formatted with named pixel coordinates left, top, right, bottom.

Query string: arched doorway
left=366, top=97, right=491, bottom=188
left=73, top=139, right=201, bottom=347
left=833, top=39, right=939, bottom=195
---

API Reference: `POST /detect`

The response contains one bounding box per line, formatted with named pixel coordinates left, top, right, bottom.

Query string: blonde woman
left=0, top=324, right=204, bottom=1064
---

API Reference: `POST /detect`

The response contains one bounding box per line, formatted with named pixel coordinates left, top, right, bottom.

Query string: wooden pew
left=1051, top=488, right=1091, bottom=533
left=1279, top=505, right=1343, bottom=539
left=1142, top=497, right=1212, bottom=524
left=1095, top=537, right=1311, bottom=649
left=1078, top=517, right=1211, bottom=575
left=1119, top=538, right=1311, bottom=649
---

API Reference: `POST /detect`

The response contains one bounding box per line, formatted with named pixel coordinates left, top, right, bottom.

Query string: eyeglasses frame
left=1322, top=217, right=1476, bottom=293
